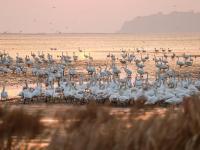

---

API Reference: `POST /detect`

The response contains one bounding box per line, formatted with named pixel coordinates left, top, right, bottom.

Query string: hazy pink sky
left=1, top=0, right=200, bottom=33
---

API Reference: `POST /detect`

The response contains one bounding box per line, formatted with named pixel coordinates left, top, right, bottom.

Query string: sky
left=0, top=0, right=200, bottom=33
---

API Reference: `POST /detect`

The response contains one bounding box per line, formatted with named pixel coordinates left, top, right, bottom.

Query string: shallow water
left=1, top=33, right=200, bottom=59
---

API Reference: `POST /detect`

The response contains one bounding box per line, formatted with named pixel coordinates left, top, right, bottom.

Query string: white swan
left=1, top=85, right=8, bottom=100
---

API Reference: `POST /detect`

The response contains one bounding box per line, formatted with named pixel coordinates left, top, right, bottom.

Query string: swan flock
left=1, top=48, right=200, bottom=105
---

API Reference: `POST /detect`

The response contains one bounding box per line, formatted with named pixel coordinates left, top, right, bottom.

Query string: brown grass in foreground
left=0, top=106, right=44, bottom=150
left=48, top=96, right=200, bottom=150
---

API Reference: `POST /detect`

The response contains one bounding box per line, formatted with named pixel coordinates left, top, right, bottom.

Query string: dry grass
left=0, top=106, right=44, bottom=149
left=1, top=95, right=200, bottom=150
left=48, top=96, right=200, bottom=150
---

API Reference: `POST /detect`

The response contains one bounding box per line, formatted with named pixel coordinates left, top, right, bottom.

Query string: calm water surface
left=0, top=33, right=200, bottom=59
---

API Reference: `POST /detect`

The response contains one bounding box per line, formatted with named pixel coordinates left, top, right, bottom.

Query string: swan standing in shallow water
left=32, top=80, right=43, bottom=98
left=1, top=85, right=8, bottom=100
left=177, top=56, right=185, bottom=68
left=19, top=81, right=34, bottom=103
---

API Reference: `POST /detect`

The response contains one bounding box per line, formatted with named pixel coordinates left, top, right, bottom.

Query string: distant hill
left=119, top=11, right=200, bottom=33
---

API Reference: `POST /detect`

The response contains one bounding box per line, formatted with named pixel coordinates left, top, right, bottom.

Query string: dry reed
left=0, top=106, right=44, bottom=149
left=48, top=96, right=200, bottom=150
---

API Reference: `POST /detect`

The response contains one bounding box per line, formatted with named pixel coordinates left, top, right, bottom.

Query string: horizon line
left=1, top=32, right=200, bottom=35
